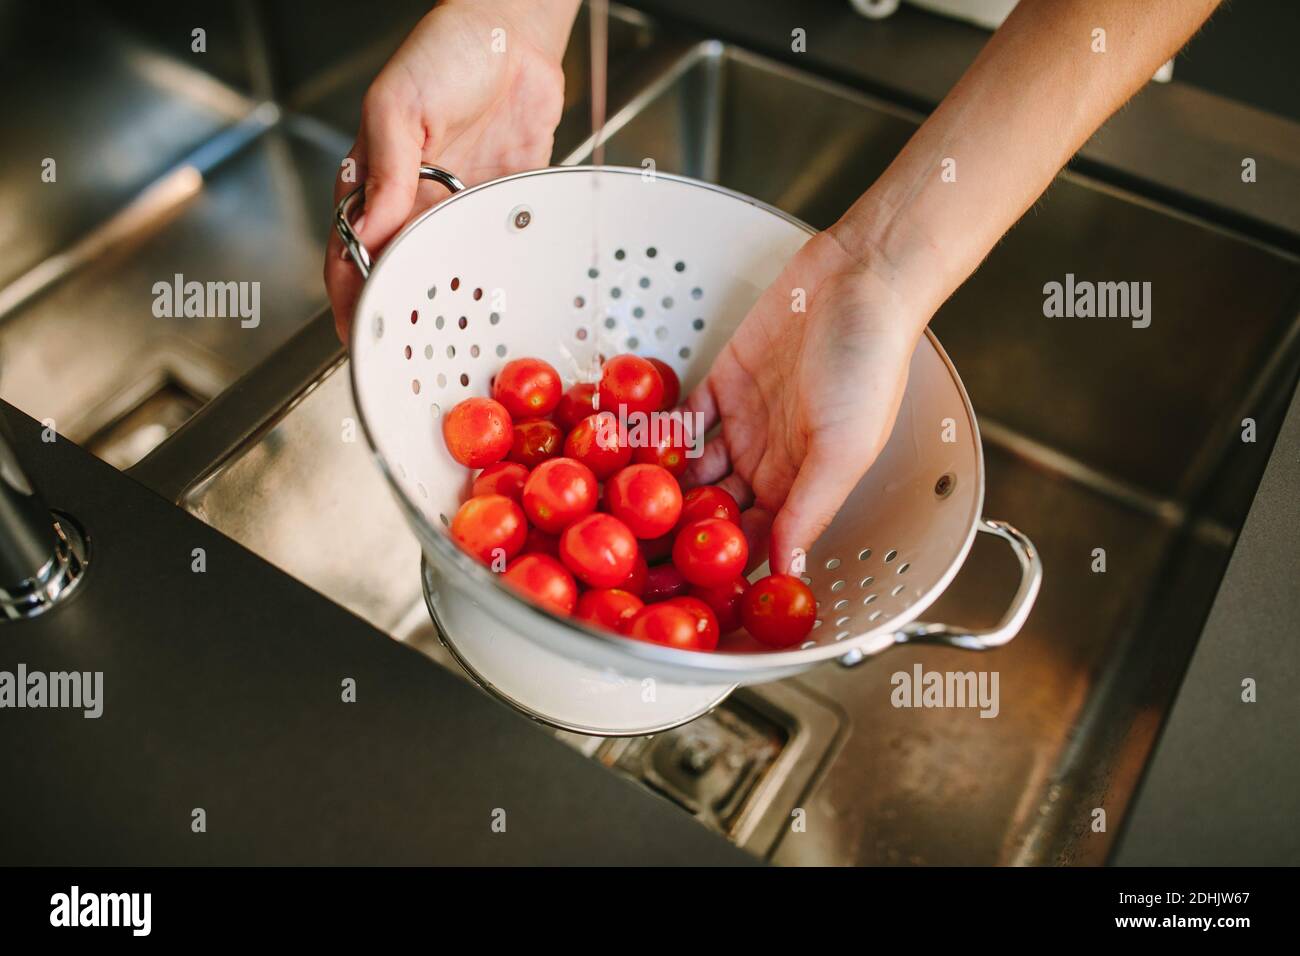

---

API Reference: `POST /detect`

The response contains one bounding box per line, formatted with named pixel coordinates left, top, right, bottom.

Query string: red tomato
left=640, top=531, right=675, bottom=566
left=643, top=562, right=690, bottom=603
left=502, top=554, right=578, bottom=615
left=598, top=354, right=664, bottom=418
left=508, top=418, right=563, bottom=468
left=442, top=397, right=513, bottom=468
left=574, top=588, right=644, bottom=634
left=492, top=358, right=562, bottom=419
left=604, top=464, right=683, bottom=539
left=740, top=574, right=817, bottom=648
left=450, top=494, right=527, bottom=565
left=472, top=461, right=529, bottom=503
left=619, top=552, right=648, bottom=597
left=647, top=358, right=681, bottom=410
left=559, top=513, right=639, bottom=588
left=689, top=575, right=750, bottom=634
left=555, top=382, right=598, bottom=431
left=564, top=412, right=631, bottom=479
left=627, top=603, right=714, bottom=651
left=679, top=485, right=741, bottom=527
left=520, top=526, right=560, bottom=559
left=665, top=596, right=720, bottom=650
left=521, top=458, right=598, bottom=533
left=672, top=518, right=748, bottom=587
left=631, top=428, right=689, bottom=477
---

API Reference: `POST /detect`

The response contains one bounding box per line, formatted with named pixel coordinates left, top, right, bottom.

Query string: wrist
left=441, top=0, right=579, bottom=62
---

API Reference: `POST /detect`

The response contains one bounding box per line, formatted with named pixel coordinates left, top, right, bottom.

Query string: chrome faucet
left=0, top=417, right=87, bottom=620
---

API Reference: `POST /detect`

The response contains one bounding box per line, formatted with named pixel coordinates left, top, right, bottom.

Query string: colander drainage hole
left=884, top=549, right=898, bottom=563
left=424, top=344, right=433, bottom=360
left=410, top=310, right=418, bottom=324
left=460, top=373, right=470, bottom=386
left=435, top=316, right=445, bottom=330
left=835, top=616, right=850, bottom=627
left=458, top=316, right=467, bottom=330
left=891, top=584, right=905, bottom=597
left=897, top=562, right=910, bottom=575
left=404, top=345, right=412, bottom=360
left=830, top=580, right=846, bottom=592
left=411, top=379, right=420, bottom=395
left=868, top=610, right=883, bottom=622
left=495, top=344, right=507, bottom=357
left=450, top=277, right=460, bottom=291
left=858, top=548, right=872, bottom=561
left=833, top=599, right=848, bottom=610
left=863, top=594, right=877, bottom=605
left=859, top=576, right=875, bottom=588
left=436, top=373, right=447, bottom=388
left=835, top=631, right=850, bottom=642
left=825, top=557, right=841, bottom=570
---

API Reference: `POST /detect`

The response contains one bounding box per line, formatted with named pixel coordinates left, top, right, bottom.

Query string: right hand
left=325, top=0, right=575, bottom=342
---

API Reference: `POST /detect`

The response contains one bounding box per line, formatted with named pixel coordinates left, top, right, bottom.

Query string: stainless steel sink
left=124, top=12, right=1300, bottom=863
left=0, top=1, right=673, bottom=469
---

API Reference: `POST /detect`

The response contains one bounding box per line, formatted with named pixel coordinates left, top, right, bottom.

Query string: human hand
left=683, top=229, right=929, bottom=575
left=325, top=0, right=579, bottom=341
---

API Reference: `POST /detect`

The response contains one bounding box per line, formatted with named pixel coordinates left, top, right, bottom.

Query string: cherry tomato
left=619, top=552, right=648, bottom=597
left=665, top=596, right=720, bottom=650
left=502, top=554, right=578, bottom=615
left=574, top=588, right=644, bottom=634
left=472, top=461, right=529, bottom=503
left=740, top=574, right=817, bottom=648
left=555, top=382, right=598, bottom=431
left=627, top=603, right=714, bottom=651
left=631, top=427, right=689, bottom=477
left=492, top=357, right=562, bottom=419
left=672, top=517, right=749, bottom=587
left=450, top=494, right=527, bottom=565
left=442, top=397, right=513, bottom=468
left=641, top=531, right=675, bottom=566
left=559, top=513, right=639, bottom=588
left=520, top=526, right=560, bottom=559
left=508, top=418, right=563, bottom=468
left=679, top=485, right=741, bottom=527
left=564, top=412, right=631, bottom=479
left=604, top=464, right=683, bottom=539
left=643, top=562, right=690, bottom=603
left=521, top=457, right=598, bottom=533
left=689, top=575, right=750, bottom=634
left=598, top=354, right=664, bottom=418
left=647, top=358, right=681, bottom=410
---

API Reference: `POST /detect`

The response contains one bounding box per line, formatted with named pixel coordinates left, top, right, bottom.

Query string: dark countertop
left=1113, top=375, right=1300, bottom=866
left=0, top=402, right=751, bottom=865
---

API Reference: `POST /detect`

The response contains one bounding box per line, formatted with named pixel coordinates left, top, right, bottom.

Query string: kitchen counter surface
left=1114, top=373, right=1300, bottom=866
left=0, top=402, right=751, bottom=865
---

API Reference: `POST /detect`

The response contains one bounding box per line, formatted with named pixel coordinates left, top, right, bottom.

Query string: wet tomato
left=604, top=464, right=683, bottom=539
left=521, top=457, right=598, bottom=533
left=559, top=513, right=639, bottom=588
left=492, top=357, right=562, bottom=419
left=450, top=493, right=527, bottom=565
left=672, top=518, right=749, bottom=588
left=508, top=418, right=563, bottom=468
left=555, top=382, right=598, bottom=431
left=679, top=485, right=741, bottom=527
left=631, top=427, right=689, bottom=477
left=472, top=460, right=529, bottom=503
left=564, top=412, right=631, bottom=479
left=665, top=596, right=720, bottom=650
left=619, top=552, right=649, bottom=597
left=519, top=526, right=560, bottom=558
left=627, top=603, right=714, bottom=651
left=442, top=397, right=513, bottom=468
left=642, top=562, right=690, bottom=603
left=640, top=531, right=675, bottom=566
left=574, top=588, right=644, bottom=634
left=598, top=354, right=664, bottom=418
left=647, top=358, right=680, bottom=410
left=502, top=553, right=578, bottom=615
left=688, top=575, right=750, bottom=634
left=740, top=574, right=817, bottom=648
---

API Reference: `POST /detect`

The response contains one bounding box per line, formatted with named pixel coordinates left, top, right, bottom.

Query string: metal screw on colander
left=935, top=473, right=955, bottom=498
left=511, top=206, right=532, bottom=230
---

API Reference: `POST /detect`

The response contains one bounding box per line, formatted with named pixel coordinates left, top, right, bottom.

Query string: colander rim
left=349, top=165, right=985, bottom=675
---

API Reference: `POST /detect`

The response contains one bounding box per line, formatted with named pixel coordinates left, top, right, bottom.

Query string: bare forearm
left=832, top=0, right=1220, bottom=317
left=442, top=0, right=582, bottom=61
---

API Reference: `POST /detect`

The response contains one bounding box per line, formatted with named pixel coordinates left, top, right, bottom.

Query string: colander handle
left=334, top=164, right=466, bottom=278
left=891, top=519, right=1042, bottom=653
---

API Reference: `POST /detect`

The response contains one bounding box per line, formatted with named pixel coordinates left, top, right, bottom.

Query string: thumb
left=356, top=86, right=424, bottom=252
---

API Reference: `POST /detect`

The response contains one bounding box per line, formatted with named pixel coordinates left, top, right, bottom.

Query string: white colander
left=336, top=165, right=1041, bottom=732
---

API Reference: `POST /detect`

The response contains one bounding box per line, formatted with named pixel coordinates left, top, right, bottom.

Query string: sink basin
left=138, top=18, right=1300, bottom=864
